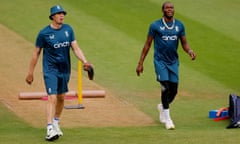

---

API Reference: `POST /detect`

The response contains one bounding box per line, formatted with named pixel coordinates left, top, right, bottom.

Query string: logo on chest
left=53, top=41, right=70, bottom=48
left=65, top=31, right=69, bottom=37
left=159, top=26, right=179, bottom=41
left=162, top=35, right=178, bottom=41
left=49, top=34, right=55, bottom=39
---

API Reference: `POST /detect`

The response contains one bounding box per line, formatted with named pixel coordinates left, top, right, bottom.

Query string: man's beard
left=164, top=14, right=173, bottom=20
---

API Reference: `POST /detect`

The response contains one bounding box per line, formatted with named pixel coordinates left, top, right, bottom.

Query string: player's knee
left=160, top=81, right=170, bottom=93
left=57, top=94, right=65, bottom=102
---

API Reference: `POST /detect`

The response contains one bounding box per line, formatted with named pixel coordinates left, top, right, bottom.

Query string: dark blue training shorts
left=154, top=60, right=179, bottom=83
left=44, top=73, right=70, bottom=95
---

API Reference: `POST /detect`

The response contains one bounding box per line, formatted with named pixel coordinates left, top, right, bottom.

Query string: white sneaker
left=157, top=104, right=166, bottom=123
left=45, top=128, right=59, bottom=141
left=165, top=119, right=175, bottom=130
left=53, top=123, right=63, bottom=136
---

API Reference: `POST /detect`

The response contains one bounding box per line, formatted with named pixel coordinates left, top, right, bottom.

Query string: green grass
left=1, top=102, right=240, bottom=144
left=0, top=104, right=43, bottom=143
left=1, top=0, right=240, bottom=143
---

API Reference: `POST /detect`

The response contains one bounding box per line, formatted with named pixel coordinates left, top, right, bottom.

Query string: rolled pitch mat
left=82, top=90, right=106, bottom=98
left=19, top=90, right=105, bottom=100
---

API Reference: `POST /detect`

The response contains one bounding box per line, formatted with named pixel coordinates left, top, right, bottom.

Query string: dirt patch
left=0, top=24, right=155, bottom=128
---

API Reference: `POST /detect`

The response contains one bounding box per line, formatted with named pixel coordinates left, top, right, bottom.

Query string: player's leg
left=168, top=82, right=178, bottom=104
left=44, top=74, right=59, bottom=141
left=154, top=60, right=170, bottom=109
left=160, top=81, right=175, bottom=129
left=46, top=94, right=59, bottom=141
left=161, top=62, right=179, bottom=130
left=47, top=94, right=57, bottom=124
left=160, top=81, right=170, bottom=109
left=53, top=93, right=65, bottom=136
left=53, top=74, right=69, bottom=136
left=155, top=61, right=175, bottom=129
left=168, top=61, right=179, bottom=104
left=157, top=81, right=169, bottom=124
left=155, top=61, right=169, bottom=124
left=55, top=93, right=65, bottom=118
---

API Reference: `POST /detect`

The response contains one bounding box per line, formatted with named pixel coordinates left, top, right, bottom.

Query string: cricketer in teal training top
left=37, top=22, right=74, bottom=95
left=26, top=5, right=92, bottom=141
left=136, top=1, right=196, bottom=130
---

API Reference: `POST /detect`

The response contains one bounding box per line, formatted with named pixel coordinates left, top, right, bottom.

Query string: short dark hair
left=162, top=1, right=173, bottom=10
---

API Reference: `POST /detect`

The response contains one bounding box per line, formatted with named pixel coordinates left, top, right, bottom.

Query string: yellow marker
left=63, top=61, right=84, bottom=109
left=78, top=61, right=83, bottom=104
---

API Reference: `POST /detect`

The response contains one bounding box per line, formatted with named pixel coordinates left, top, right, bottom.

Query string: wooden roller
left=18, top=90, right=105, bottom=100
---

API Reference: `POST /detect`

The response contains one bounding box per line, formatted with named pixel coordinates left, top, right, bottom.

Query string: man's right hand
left=136, top=64, right=144, bottom=76
left=25, top=74, right=33, bottom=85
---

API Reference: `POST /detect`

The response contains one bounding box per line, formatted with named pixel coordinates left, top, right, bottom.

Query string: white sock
left=47, top=124, right=53, bottom=131
left=163, top=109, right=171, bottom=121
left=53, top=117, right=59, bottom=125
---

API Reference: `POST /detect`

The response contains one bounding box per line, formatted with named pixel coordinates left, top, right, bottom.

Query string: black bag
left=227, top=94, right=240, bottom=128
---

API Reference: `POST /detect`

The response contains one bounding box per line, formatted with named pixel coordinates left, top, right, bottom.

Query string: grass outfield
left=1, top=102, right=239, bottom=144
left=1, top=0, right=240, bottom=143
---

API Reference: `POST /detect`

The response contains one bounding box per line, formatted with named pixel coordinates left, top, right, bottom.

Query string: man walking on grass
left=26, top=5, right=92, bottom=141
left=136, top=1, right=196, bottom=130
